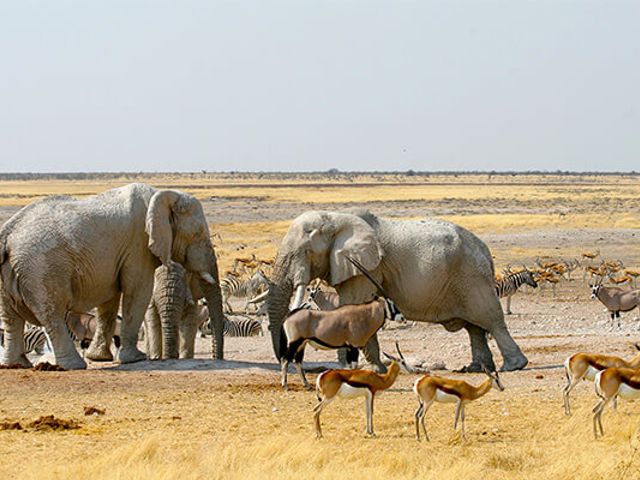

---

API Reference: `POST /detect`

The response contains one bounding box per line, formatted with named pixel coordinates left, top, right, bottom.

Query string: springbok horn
left=394, top=341, right=414, bottom=373
left=345, top=255, right=390, bottom=298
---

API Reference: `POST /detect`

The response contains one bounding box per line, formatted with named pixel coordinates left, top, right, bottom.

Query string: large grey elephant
left=144, top=262, right=210, bottom=359
left=266, top=210, right=528, bottom=372
left=0, top=183, right=225, bottom=369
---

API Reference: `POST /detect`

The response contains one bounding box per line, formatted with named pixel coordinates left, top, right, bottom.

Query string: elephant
left=266, top=209, right=528, bottom=373
left=144, top=261, right=210, bottom=359
left=0, top=183, right=225, bottom=369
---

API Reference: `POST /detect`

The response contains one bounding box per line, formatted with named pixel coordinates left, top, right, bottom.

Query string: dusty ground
left=0, top=174, right=639, bottom=479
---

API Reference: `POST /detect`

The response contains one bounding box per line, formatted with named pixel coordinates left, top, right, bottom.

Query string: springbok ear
left=146, top=190, right=181, bottom=264
left=329, top=215, right=382, bottom=286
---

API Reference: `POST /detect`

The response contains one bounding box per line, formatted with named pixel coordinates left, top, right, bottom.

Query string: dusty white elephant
left=144, top=262, right=210, bottom=359
left=0, top=183, right=225, bottom=369
left=266, top=209, right=528, bottom=373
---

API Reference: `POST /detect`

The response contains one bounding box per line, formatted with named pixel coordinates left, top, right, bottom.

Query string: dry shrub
left=0, top=421, right=22, bottom=430
left=83, top=406, right=106, bottom=416
left=27, top=415, right=80, bottom=432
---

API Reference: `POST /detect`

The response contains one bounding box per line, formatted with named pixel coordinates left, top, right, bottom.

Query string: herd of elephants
left=0, top=183, right=529, bottom=373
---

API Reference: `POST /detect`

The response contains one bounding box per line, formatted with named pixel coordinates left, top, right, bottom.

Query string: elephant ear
left=329, top=215, right=382, bottom=286
left=146, top=190, right=182, bottom=264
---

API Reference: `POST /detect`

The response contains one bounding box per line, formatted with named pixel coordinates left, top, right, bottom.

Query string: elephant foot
left=55, top=355, right=87, bottom=370
left=2, top=353, right=32, bottom=369
left=457, top=360, right=496, bottom=373
left=117, top=347, right=147, bottom=364
left=500, top=355, right=528, bottom=372
left=364, top=362, right=387, bottom=374
left=85, top=343, right=114, bottom=362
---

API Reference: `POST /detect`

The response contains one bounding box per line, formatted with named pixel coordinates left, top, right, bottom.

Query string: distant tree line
left=0, top=170, right=637, bottom=181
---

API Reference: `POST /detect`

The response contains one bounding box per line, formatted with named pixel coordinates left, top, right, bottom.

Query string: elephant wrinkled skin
left=266, top=210, right=528, bottom=372
left=0, top=183, right=224, bottom=369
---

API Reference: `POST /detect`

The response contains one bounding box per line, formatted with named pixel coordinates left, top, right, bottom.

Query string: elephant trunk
left=157, top=292, right=184, bottom=360
left=202, top=275, right=224, bottom=360
left=153, top=264, right=187, bottom=359
left=267, top=252, right=298, bottom=361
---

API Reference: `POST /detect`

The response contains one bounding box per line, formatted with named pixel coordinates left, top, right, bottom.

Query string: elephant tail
left=0, top=238, right=21, bottom=303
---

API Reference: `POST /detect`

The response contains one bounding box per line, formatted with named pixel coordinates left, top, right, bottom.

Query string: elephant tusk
left=200, top=272, right=216, bottom=285
left=290, top=284, right=306, bottom=310
left=247, top=290, right=269, bottom=304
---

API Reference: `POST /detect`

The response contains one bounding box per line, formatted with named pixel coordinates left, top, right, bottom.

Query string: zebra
left=495, top=270, right=538, bottom=315
left=220, top=270, right=269, bottom=313
left=203, top=315, right=263, bottom=337
left=0, top=325, right=52, bottom=355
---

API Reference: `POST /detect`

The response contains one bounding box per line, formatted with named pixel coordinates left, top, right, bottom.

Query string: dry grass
left=0, top=369, right=639, bottom=480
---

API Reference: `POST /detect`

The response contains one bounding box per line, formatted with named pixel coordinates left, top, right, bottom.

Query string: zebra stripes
left=0, top=325, right=52, bottom=355
left=223, top=316, right=263, bottom=337
left=495, top=270, right=538, bottom=315
left=220, top=271, right=269, bottom=313
left=201, top=316, right=263, bottom=337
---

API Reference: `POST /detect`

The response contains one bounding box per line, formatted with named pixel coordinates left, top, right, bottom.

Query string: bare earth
left=0, top=174, right=639, bottom=479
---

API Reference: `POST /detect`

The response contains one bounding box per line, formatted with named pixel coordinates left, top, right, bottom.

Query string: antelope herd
left=216, top=250, right=640, bottom=440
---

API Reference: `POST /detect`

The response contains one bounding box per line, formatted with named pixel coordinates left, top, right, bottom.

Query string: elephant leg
left=86, top=295, right=121, bottom=362
left=490, top=322, right=528, bottom=371
left=362, top=335, right=387, bottom=373
left=179, top=305, right=198, bottom=359
left=144, top=303, right=162, bottom=360
left=117, top=290, right=150, bottom=364
left=337, top=348, right=349, bottom=367
left=460, top=324, right=496, bottom=373
left=42, top=311, right=86, bottom=370
left=0, top=302, right=32, bottom=367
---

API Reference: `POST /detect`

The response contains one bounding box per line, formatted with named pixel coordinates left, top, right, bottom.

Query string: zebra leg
left=0, top=299, right=32, bottom=367
left=505, top=296, right=512, bottom=315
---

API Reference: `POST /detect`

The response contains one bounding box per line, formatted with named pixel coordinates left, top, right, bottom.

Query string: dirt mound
left=32, top=362, right=66, bottom=372
left=27, top=415, right=80, bottom=431
left=0, top=364, right=28, bottom=369
left=83, top=406, right=105, bottom=416
left=0, top=421, right=23, bottom=430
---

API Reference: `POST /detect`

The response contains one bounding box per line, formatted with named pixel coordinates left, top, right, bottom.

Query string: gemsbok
left=590, top=282, right=640, bottom=328
left=563, top=344, right=640, bottom=416
left=413, top=368, right=504, bottom=441
left=280, top=256, right=405, bottom=390
left=593, top=367, right=640, bottom=438
left=313, top=359, right=401, bottom=438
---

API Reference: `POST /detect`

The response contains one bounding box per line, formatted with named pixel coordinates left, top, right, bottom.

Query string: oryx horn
left=345, top=255, right=389, bottom=298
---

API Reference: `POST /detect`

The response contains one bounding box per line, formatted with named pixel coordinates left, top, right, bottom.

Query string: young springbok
left=313, top=360, right=401, bottom=438
left=562, top=344, right=640, bottom=416
left=413, top=368, right=504, bottom=441
left=590, top=283, right=640, bottom=328
left=592, top=367, right=640, bottom=438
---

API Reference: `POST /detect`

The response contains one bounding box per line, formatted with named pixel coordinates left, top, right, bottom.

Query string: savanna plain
left=1, top=173, right=640, bottom=479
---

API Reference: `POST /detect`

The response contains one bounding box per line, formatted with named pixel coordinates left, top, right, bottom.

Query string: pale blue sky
left=0, top=1, right=638, bottom=172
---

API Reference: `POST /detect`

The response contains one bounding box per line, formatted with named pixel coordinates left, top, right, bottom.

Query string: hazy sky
left=0, top=1, right=638, bottom=173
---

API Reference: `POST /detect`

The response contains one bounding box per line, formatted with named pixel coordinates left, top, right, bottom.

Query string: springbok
left=563, top=344, right=640, bottom=415
left=313, top=359, right=401, bottom=438
left=280, top=256, right=405, bottom=390
left=590, top=282, right=640, bottom=328
left=413, top=368, right=504, bottom=441
left=593, top=367, right=640, bottom=438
